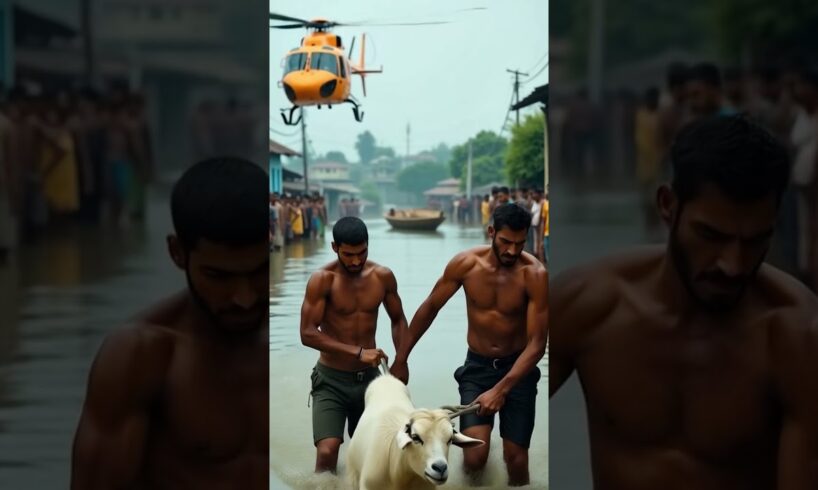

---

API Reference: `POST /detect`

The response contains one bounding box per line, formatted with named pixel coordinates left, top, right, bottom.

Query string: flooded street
left=547, top=185, right=646, bottom=490
left=270, top=220, right=549, bottom=489
left=0, top=186, right=184, bottom=488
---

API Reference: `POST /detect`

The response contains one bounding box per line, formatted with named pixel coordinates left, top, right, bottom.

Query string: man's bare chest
left=327, top=279, right=385, bottom=314
left=577, top=314, right=778, bottom=462
left=158, top=344, right=267, bottom=462
left=463, top=269, right=527, bottom=313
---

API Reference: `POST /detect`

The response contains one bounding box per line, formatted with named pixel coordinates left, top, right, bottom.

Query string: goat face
left=395, top=409, right=484, bottom=485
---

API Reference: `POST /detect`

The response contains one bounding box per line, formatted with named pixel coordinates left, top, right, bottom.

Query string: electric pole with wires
left=506, top=68, right=529, bottom=126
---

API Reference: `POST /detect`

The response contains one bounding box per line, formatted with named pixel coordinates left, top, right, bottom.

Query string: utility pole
left=405, top=122, right=411, bottom=169
left=301, top=108, right=309, bottom=195
left=507, top=68, right=529, bottom=126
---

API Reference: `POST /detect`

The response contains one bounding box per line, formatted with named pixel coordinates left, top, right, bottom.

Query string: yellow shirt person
left=481, top=199, right=490, bottom=226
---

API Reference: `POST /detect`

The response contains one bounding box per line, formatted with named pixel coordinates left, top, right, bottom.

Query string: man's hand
left=390, top=360, right=409, bottom=384
left=360, top=348, right=387, bottom=367
left=474, top=387, right=507, bottom=417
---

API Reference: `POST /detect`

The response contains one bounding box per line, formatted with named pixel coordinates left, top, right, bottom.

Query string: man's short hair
left=498, top=186, right=510, bottom=195
left=333, top=217, right=368, bottom=246
left=671, top=115, right=789, bottom=205
left=493, top=203, right=532, bottom=233
left=171, top=157, right=268, bottom=251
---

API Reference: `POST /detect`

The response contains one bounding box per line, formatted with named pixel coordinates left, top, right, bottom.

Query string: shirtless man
left=391, top=204, right=548, bottom=486
left=71, top=157, right=269, bottom=489
left=300, top=216, right=408, bottom=473
left=550, top=115, right=818, bottom=489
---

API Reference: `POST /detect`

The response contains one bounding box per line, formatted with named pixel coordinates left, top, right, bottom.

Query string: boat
left=384, top=209, right=446, bottom=231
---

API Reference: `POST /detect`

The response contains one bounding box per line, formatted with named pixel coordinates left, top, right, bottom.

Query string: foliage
left=355, top=131, right=376, bottom=165
left=448, top=131, right=507, bottom=187
left=324, top=150, right=347, bottom=163
left=359, top=180, right=382, bottom=208
left=505, top=113, right=545, bottom=187
left=396, top=161, right=450, bottom=195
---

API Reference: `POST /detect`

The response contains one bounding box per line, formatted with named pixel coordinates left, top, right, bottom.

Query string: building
left=269, top=139, right=300, bottom=194
left=310, top=161, right=350, bottom=183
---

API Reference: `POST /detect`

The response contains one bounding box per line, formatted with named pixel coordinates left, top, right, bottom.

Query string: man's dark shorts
left=454, top=350, right=541, bottom=448
left=310, top=362, right=379, bottom=445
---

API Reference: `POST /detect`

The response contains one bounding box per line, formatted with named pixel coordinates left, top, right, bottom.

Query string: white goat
left=346, top=371, right=484, bottom=490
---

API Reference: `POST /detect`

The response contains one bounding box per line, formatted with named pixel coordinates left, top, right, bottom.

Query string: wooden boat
left=384, top=209, right=445, bottom=231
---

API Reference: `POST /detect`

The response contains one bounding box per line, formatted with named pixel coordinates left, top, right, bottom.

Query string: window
left=284, top=53, right=307, bottom=75
left=309, top=53, right=338, bottom=75
left=338, top=56, right=346, bottom=77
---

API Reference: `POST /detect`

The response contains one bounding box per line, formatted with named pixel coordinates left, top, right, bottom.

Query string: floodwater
left=0, top=186, right=185, bottom=488
left=270, top=220, right=549, bottom=489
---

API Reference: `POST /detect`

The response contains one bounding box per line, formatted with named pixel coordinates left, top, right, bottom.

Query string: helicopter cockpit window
left=338, top=56, right=346, bottom=77
left=284, top=53, right=307, bottom=75
left=310, top=53, right=339, bottom=76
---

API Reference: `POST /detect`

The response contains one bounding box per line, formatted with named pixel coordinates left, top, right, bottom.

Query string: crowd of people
left=480, top=185, right=549, bottom=265
left=269, top=192, right=329, bottom=251
left=627, top=60, right=818, bottom=287
left=0, top=85, right=153, bottom=252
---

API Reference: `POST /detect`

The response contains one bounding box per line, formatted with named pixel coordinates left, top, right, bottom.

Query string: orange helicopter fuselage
left=281, top=31, right=352, bottom=107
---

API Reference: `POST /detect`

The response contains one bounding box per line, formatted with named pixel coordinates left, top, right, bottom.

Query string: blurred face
left=489, top=226, right=528, bottom=267
left=332, top=241, right=368, bottom=274
left=660, top=183, right=776, bottom=312
left=686, top=80, right=721, bottom=116
left=170, top=237, right=268, bottom=333
left=497, top=192, right=509, bottom=205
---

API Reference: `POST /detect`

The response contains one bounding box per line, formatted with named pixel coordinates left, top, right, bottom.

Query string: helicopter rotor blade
left=338, top=21, right=451, bottom=27
left=348, top=36, right=356, bottom=60
left=270, top=23, right=309, bottom=29
left=269, top=12, right=311, bottom=25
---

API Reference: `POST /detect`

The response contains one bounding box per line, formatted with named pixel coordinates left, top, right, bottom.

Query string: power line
left=526, top=51, right=549, bottom=75
left=521, top=60, right=548, bottom=86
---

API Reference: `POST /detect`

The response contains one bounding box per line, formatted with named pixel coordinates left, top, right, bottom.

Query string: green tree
left=449, top=131, right=507, bottom=186
left=506, top=113, right=545, bottom=186
left=374, top=146, right=396, bottom=159
left=359, top=181, right=382, bottom=209
left=430, top=143, right=452, bottom=164
left=397, top=161, right=449, bottom=196
left=356, top=131, right=376, bottom=165
left=324, top=150, right=347, bottom=163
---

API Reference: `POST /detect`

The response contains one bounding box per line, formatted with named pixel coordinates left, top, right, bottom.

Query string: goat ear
left=452, top=431, right=485, bottom=449
left=396, top=423, right=413, bottom=449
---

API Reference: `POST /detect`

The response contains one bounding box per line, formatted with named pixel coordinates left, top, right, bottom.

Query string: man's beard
left=668, top=219, right=763, bottom=313
left=185, top=268, right=264, bottom=333
left=338, top=257, right=364, bottom=274
left=492, top=239, right=519, bottom=267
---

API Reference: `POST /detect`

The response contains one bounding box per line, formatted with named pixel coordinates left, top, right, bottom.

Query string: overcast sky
left=19, top=0, right=548, bottom=163
left=269, top=0, right=548, bottom=162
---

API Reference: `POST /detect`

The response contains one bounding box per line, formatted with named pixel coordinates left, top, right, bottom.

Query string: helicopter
left=270, top=11, right=484, bottom=125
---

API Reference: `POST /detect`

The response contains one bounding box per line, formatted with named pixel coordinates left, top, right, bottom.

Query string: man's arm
left=300, top=271, right=385, bottom=364
left=380, top=268, right=409, bottom=352
left=548, top=262, right=610, bottom=397
left=775, top=315, right=818, bottom=489
left=391, top=254, right=468, bottom=378
left=71, top=326, right=171, bottom=489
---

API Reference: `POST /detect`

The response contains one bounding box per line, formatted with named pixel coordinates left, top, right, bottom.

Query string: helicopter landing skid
left=280, top=106, right=302, bottom=126
left=345, top=99, right=364, bottom=122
